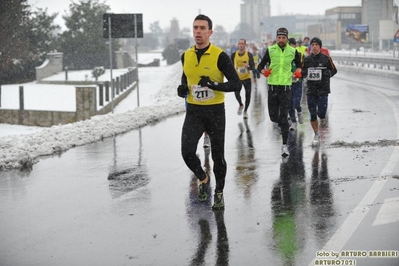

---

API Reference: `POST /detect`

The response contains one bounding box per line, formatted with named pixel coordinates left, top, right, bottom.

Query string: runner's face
left=276, top=35, right=287, bottom=48
left=193, top=20, right=213, bottom=48
left=238, top=40, right=246, bottom=51
left=311, top=43, right=321, bottom=55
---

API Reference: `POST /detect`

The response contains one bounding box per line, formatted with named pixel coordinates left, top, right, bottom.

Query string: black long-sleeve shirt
left=302, top=52, right=337, bottom=95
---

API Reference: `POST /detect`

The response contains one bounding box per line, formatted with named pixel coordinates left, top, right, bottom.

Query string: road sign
left=103, top=14, right=143, bottom=38
left=394, top=29, right=399, bottom=39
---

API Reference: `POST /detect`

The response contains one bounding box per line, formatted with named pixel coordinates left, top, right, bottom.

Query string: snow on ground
left=0, top=53, right=184, bottom=171
left=1, top=84, right=77, bottom=111
left=1, top=50, right=397, bottom=170
left=0, top=52, right=167, bottom=112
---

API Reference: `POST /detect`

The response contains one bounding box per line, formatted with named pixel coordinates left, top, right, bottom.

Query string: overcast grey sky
left=27, top=0, right=397, bottom=32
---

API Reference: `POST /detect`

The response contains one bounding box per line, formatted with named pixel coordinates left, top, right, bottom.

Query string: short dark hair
left=194, top=14, right=213, bottom=30
left=288, top=38, right=296, bottom=45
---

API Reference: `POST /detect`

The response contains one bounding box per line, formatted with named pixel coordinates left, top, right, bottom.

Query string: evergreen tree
left=58, top=0, right=120, bottom=70
left=0, top=0, right=32, bottom=84
left=0, top=1, right=61, bottom=84
left=28, top=8, right=61, bottom=57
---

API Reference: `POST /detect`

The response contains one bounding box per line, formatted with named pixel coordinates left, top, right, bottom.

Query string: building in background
left=361, top=0, right=398, bottom=50
left=241, top=0, right=271, bottom=39
left=239, top=0, right=398, bottom=50
left=261, top=15, right=323, bottom=44
left=316, top=6, right=362, bottom=50
left=311, top=0, right=397, bottom=50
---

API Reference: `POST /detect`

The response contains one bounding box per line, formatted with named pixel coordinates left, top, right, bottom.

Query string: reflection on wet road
left=1, top=72, right=399, bottom=266
left=271, top=131, right=306, bottom=265
left=235, top=120, right=259, bottom=201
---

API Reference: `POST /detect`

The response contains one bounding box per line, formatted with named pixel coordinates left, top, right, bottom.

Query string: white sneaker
left=289, top=122, right=297, bottom=131
left=320, top=118, right=327, bottom=127
left=281, top=144, right=289, bottom=157
left=298, top=112, right=304, bottom=124
left=203, top=135, right=210, bottom=148
left=312, top=132, right=320, bottom=146
left=243, top=111, right=248, bottom=119
left=237, top=105, right=244, bottom=115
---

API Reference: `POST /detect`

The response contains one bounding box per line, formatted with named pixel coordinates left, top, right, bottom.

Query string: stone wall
left=0, top=109, right=77, bottom=127
left=75, top=86, right=97, bottom=122
left=35, top=53, right=64, bottom=81
left=0, top=83, right=137, bottom=127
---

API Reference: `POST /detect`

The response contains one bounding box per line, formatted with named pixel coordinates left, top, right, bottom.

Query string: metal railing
left=331, top=54, right=399, bottom=72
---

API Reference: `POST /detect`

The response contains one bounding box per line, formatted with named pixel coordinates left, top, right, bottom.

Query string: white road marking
left=308, top=81, right=399, bottom=265
left=373, top=197, right=399, bottom=226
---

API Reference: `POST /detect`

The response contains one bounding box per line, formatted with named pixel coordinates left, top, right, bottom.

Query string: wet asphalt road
left=1, top=71, right=399, bottom=266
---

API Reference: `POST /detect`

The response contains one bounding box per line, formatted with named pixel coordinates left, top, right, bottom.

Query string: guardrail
left=331, top=55, right=399, bottom=72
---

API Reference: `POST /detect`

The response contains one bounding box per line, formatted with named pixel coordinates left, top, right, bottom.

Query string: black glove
left=177, top=85, right=188, bottom=98
left=253, top=69, right=260, bottom=79
left=198, top=76, right=217, bottom=89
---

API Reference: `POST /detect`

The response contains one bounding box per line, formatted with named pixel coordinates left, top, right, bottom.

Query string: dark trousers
left=268, top=85, right=292, bottom=145
left=307, top=94, right=328, bottom=121
left=289, top=81, right=303, bottom=122
left=181, top=104, right=227, bottom=193
left=234, top=78, right=252, bottom=112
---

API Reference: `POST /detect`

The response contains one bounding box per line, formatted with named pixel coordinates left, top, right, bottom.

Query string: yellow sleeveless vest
left=233, top=51, right=251, bottom=80
left=183, top=44, right=225, bottom=105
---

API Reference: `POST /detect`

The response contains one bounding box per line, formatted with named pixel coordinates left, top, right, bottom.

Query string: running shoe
left=320, top=118, right=327, bottom=127
left=212, top=192, right=225, bottom=210
left=237, top=104, right=244, bottom=115
left=203, top=135, right=210, bottom=148
left=243, top=111, right=248, bottom=119
left=312, top=132, right=320, bottom=146
left=281, top=144, right=290, bottom=157
left=198, top=175, right=210, bottom=202
left=289, top=122, right=297, bottom=131
left=298, top=112, right=304, bottom=124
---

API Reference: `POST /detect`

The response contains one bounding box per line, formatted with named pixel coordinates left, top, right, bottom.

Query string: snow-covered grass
left=1, top=84, right=77, bottom=111
left=0, top=53, right=184, bottom=171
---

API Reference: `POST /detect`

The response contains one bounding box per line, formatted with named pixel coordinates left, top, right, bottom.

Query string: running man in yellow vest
left=177, top=14, right=241, bottom=210
left=257, top=28, right=302, bottom=157
left=252, top=45, right=261, bottom=88
left=296, top=39, right=308, bottom=60
left=231, top=39, right=260, bottom=119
